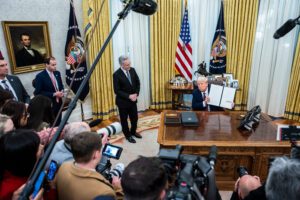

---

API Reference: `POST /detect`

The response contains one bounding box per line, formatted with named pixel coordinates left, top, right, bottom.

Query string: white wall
left=0, top=0, right=92, bottom=122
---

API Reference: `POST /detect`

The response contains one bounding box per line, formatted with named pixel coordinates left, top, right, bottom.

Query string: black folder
left=181, top=112, right=199, bottom=126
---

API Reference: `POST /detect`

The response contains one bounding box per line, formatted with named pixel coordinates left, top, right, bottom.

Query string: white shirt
left=121, top=67, right=130, bottom=77
left=24, top=46, right=35, bottom=57
left=202, top=88, right=209, bottom=108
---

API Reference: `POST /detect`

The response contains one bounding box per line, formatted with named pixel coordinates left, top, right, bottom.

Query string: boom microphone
left=121, top=0, right=157, bottom=15
left=273, top=16, right=300, bottom=39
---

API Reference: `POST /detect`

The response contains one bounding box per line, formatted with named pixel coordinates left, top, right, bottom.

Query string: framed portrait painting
left=2, top=21, right=52, bottom=74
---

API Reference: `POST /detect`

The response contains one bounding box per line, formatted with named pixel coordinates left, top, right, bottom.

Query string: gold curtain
left=149, top=0, right=182, bottom=109
left=223, top=0, right=259, bottom=110
left=285, top=35, right=300, bottom=122
left=82, top=0, right=117, bottom=119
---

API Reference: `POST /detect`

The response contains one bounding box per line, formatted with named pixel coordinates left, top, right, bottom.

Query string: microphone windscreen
left=273, top=19, right=296, bottom=39
left=132, top=0, right=157, bottom=15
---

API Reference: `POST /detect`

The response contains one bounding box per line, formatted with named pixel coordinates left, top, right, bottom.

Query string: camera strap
left=64, top=142, right=72, bottom=153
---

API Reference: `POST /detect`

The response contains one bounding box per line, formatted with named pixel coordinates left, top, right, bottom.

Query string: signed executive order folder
left=208, top=84, right=236, bottom=109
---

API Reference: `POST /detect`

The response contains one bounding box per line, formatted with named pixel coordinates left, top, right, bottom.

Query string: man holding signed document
left=192, top=76, right=235, bottom=111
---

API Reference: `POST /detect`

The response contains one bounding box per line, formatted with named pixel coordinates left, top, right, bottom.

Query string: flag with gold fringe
left=65, top=0, right=89, bottom=101
left=209, top=2, right=227, bottom=74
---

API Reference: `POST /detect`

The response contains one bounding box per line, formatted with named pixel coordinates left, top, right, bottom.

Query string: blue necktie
left=2, top=80, right=11, bottom=92
left=126, top=71, right=132, bottom=85
left=2, top=80, right=16, bottom=100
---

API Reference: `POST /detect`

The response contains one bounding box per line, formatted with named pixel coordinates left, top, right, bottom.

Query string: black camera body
left=158, top=145, right=219, bottom=200
left=237, top=166, right=249, bottom=177
left=96, top=143, right=123, bottom=183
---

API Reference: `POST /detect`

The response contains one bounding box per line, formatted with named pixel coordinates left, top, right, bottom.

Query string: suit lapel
left=6, top=76, right=19, bottom=100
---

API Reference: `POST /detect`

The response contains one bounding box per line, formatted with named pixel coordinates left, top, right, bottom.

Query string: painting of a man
left=15, top=32, right=44, bottom=67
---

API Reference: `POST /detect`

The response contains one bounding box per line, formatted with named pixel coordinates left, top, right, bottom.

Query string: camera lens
left=237, top=166, right=248, bottom=177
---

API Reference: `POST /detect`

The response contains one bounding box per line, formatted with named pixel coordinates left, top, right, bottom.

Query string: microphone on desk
left=273, top=16, right=300, bottom=39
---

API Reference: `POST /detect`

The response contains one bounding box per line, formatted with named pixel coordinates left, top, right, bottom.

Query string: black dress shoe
left=126, top=136, right=136, bottom=143
left=132, top=133, right=142, bottom=139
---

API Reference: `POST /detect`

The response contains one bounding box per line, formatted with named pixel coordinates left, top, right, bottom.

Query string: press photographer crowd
left=1, top=90, right=300, bottom=200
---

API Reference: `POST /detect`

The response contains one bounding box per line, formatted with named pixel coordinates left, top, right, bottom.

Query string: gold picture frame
left=2, top=21, right=52, bottom=74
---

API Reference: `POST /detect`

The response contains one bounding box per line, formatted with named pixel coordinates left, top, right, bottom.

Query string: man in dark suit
left=15, top=33, right=44, bottom=67
left=192, top=76, right=224, bottom=111
left=0, top=58, right=30, bottom=104
left=113, top=56, right=141, bottom=143
left=34, top=56, right=64, bottom=125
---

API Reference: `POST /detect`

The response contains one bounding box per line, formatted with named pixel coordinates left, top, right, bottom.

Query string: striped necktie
left=1, top=80, right=10, bottom=92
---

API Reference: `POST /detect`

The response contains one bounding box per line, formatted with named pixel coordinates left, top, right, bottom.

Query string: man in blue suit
left=192, top=76, right=224, bottom=111
left=0, top=58, right=30, bottom=104
left=34, top=57, right=64, bottom=125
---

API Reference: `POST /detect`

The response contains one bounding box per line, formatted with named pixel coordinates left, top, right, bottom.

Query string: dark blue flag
left=209, top=2, right=227, bottom=74
left=65, top=1, right=89, bottom=101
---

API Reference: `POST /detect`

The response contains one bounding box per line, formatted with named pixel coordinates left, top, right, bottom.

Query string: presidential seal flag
left=209, top=2, right=227, bottom=74
left=65, top=0, right=89, bottom=101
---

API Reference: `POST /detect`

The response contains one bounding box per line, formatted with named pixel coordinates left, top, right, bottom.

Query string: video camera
left=96, top=143, right=124, bottom=183
left=158, top=145, right=219, bottom=200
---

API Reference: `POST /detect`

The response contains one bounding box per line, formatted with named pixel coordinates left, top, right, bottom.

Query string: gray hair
left=119, top=55, right=129, bottom=66
left=197, top=76, right=208, bottom=83
left=64, top=122, right=90, bottom=144
left=265, top=157, right=300, bottom=200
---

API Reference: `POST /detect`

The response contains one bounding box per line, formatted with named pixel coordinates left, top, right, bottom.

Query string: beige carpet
left=109, top=114, right=161, bottom=143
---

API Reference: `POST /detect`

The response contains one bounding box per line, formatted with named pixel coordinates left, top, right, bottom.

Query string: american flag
left=67, top=54, right=76, bottom=65
left=175, top=9, right=192, bottom=82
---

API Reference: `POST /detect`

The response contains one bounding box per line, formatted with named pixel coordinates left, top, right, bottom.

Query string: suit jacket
left=34, top=69, right=64, bottom=103
left=55, top=162, right=121, bottom=200
left=0, top=75, right=30, bottom=104
left=113, top=67, right=140, bottom=108
left=15, top=47, right=44, bottom=67
left=192, top=85, right=223, bottom=111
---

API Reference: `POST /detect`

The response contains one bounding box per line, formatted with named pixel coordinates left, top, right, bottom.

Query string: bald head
left=238, top=175, right=262, bottom=199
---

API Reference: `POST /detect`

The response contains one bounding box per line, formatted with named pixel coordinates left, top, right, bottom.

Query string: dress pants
left=118, top=104, right=138, bottom=138
left=53, top=100, right=62, bottom=126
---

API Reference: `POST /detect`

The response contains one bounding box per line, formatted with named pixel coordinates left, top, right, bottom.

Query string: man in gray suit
left=0, top=58, right=30, bottom=104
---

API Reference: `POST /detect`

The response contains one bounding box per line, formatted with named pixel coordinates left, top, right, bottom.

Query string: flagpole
left=19, top=2, right=134, bottom=199
left=80, top=102, right=85, bottom=121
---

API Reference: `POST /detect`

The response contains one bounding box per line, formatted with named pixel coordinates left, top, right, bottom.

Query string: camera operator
left=121, top=156, right=168, bottom=200
left=265, top=157, right=300, bottom=200
left=230, top=174, right=266, bottom=200
left=54, top=132, right=123, bottom=200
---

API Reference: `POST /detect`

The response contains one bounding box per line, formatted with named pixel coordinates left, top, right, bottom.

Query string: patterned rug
left=110, top=114, right=161, bottom=143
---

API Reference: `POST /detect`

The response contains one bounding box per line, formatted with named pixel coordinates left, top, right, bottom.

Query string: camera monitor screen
left=102, top=144, right=123, bottom=159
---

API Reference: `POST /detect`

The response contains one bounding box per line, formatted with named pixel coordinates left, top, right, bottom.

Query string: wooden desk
left=157, top=110, right=290, bottom=190
left=167, top=83, right=194, bottom=109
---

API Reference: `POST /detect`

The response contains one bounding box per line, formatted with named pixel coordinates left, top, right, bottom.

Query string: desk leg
left=172, top=91, right=175, bottom=110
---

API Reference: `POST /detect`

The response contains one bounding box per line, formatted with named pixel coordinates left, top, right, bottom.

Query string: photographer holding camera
left=54, top=132, right=123, bottom=200
left=230, top=173, right=266, bottom=200
left=121, top=156, right=168, bottom=200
